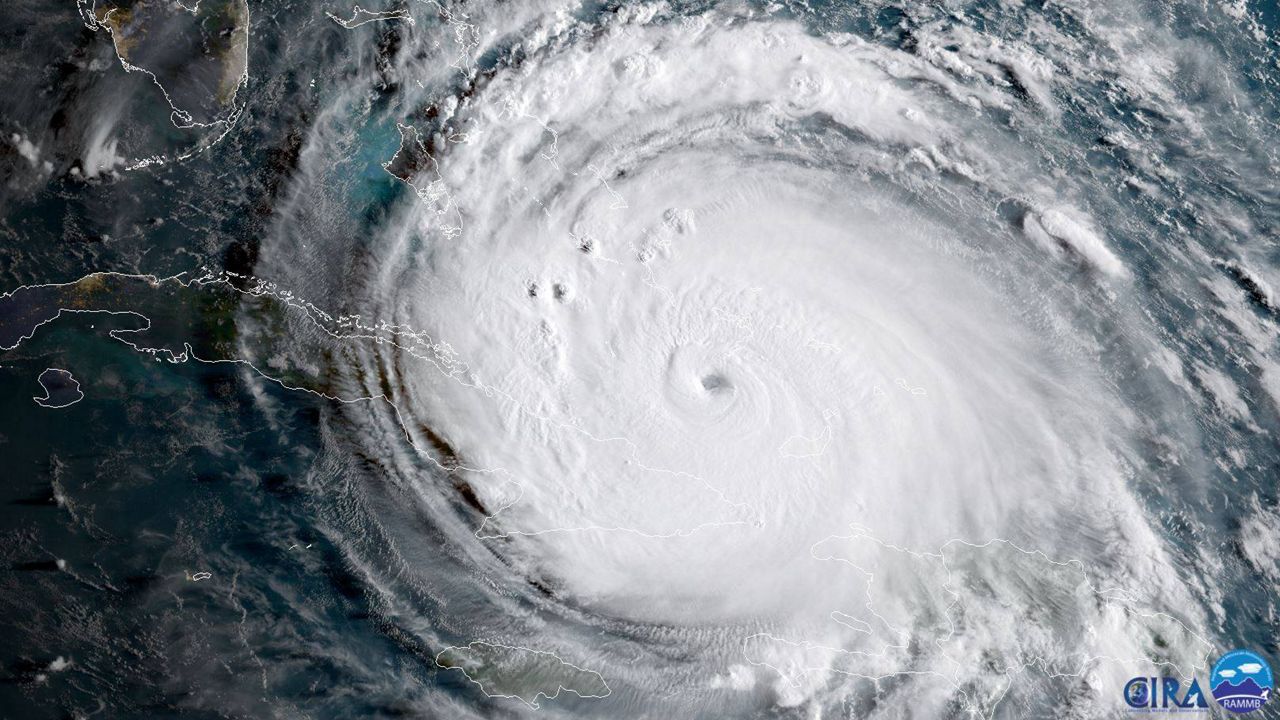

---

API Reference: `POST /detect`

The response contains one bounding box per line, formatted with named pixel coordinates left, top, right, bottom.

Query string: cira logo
left=1124, top=676, right=1208, bottom=711
left=1211, top=649, right=1273, bottom=714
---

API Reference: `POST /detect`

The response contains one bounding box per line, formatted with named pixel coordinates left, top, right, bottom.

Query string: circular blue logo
left=1124, top=677, right=1151, bottom=708
left=1211, top=649, right=1273, bottom=714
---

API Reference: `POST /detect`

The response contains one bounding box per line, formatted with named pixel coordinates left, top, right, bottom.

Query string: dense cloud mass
left=1, top=0, right=1278, bottom=717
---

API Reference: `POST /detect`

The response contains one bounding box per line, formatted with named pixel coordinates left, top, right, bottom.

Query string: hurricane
left=1, top=0, right=1278, bottom=718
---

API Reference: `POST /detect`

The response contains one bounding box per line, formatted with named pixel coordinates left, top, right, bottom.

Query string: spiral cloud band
left=236, top=0, right=1280, bottom=714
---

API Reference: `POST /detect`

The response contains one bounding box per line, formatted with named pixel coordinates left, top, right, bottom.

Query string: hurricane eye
left=700, top=373, right=729, bottom=393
